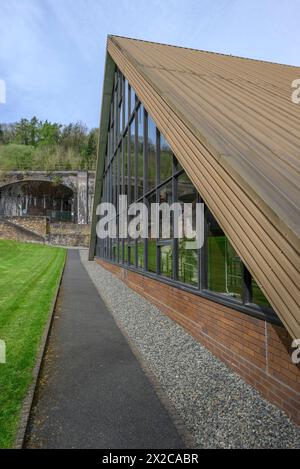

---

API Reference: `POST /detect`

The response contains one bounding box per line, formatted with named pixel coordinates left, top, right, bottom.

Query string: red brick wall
left=96, top=258, right=300, bottom=426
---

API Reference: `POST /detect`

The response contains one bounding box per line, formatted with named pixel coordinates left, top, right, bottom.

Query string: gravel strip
left=80, top=251, right=300, bottom=449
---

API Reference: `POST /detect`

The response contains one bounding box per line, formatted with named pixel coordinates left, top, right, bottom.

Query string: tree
left=29, top=116, right=40, bottom=146
left=0, top=116, right=98, bottom=171
left=38, top=121, right=61, bottom=147
left=15, top=118, right=31, bottom=145
left=0, top=124, right=4, bottom=144
left=86, top=129, right=97, bottom=166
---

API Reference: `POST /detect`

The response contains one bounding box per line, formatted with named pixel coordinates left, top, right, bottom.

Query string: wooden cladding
left=105, top=36, right=300, bottom=340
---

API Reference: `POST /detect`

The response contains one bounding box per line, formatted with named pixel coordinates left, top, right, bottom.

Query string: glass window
left=111, top=99, right=114, bottom=124
left=175, top=158, right=183, bottom=173
left=112, top=157, right=116, bottom=207
left=177, top=172, right=197, bottom=229
left=137, top=105, right=144, bottom=198
left=137, top=240, right=144, bottom=268
left=159, top=181, right=172, bottom=239
left=124, top=241, right=128, bottom=263
left=129, top=244, right=136, bottom=266
left=252, top=279, right=271, bottom=308
left=147, top=192, right=157, bottom=273
left=118, top=144, right=122, bottom=206
left=98, top=68, right=276, bottom=320
left=147, top=115, right=156, bottom=192
left=119, top=100, right=124, bottom=134
left=116, top=150, right=120, bottom=212
left=114, top=90, right=118, bottom=149
left=110, top=126, right=114, bottom=161
left=130, top=85, right=135, bottom=115
left=160, top=244, right=173, bottom=278
left=177, top=172, right=199, bottom=286
left=124, top=79, right=129, bottom=126
left=118, top=73, right=122, bottom=103
left=178, top=240, right=198, bottom=286
left=123, top=131, right=128, bottom=196
left=129, top=118, right=135, bottom=203
left=207, top=211, right=242, bottom=300
left=118, top=102, right=122, bottom=138
left=112, top=243, right=118, bottom=262
left=160, top=133, right=173, bottom=183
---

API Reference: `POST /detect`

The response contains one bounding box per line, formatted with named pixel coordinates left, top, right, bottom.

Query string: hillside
left=0, top=118, right=97, bottom=172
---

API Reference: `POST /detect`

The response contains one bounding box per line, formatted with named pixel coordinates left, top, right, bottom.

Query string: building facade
left=90, top=36, right=300, bottom=424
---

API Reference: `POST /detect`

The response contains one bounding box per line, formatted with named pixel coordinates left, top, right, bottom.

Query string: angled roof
left=90, top=36, right=300, bottom=339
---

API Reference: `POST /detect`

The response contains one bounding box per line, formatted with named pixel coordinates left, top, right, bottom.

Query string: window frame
left=95, top=68, right=280, bottom=327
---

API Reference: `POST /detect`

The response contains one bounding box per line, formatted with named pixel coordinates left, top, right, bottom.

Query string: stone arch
left=0, top=179, right=75, bottom=222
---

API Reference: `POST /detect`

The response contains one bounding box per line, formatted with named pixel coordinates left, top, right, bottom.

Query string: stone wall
left=49, top=222, right=90, bottom=247
left=0, top=216, right=90, bottom=247
left=3, top=216, right=49, bottom=238
left=0, top=219, right=45, bottom=243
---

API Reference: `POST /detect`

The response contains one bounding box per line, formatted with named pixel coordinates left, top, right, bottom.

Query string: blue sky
left=0, top=0, right=299, bottom=128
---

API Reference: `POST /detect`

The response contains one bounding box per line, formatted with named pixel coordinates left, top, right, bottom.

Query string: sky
left=0, top=0, right=299, bottom=129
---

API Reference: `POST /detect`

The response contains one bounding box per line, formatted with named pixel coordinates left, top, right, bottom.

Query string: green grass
left=0, top=240, right=66, bottom=448
left=0, top=143, right=91, bottom=171
left=0, top=144, right=35, bottom=171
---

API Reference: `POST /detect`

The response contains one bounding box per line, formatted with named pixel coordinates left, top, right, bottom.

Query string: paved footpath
left=26, top=250, right=184, bottom=449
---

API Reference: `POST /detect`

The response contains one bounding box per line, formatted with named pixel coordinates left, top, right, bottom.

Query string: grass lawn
left=0, top=240, right=66, bottom=448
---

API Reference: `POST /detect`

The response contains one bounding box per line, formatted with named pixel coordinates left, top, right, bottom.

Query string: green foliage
left=0, top=117, right=98, bottom=171
left=0, top=144, right=35, bottom=171
left=0, top=240, right=66, bottom=448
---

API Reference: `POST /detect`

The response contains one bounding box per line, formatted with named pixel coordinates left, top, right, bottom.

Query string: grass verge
left=0, top=240, right=66, bottom=448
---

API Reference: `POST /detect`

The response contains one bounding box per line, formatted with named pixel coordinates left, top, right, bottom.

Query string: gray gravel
left=80, top=250, right=300, bottom=449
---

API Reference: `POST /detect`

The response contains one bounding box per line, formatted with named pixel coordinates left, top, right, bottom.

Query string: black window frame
left=95, top=68, right=280, bottom=327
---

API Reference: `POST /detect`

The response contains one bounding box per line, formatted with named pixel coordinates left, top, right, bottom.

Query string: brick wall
left=96, top=258, right=300, bottom=426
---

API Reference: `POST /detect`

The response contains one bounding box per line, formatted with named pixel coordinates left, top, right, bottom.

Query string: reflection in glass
left=147, top=192, right=156, bottom=273
left=147, top=115, right=156, bottom=191
left=160, top=245, right=172, bottom=278
left=137, top=240, right=144, bottom=268
left=96, top=68, right=275, bottom=319
left=178, top=240, right=198, bottom=286
left=123, top=131, right=128, bottom=196
left=124, top=79, right=128, bottom=125
left=159, top=182, right=172, bottom=239
left=129, top=244, right=136, bottom=266
left=137, top=105, right=144, bottom=198
left=130, top=85, right=135, bottom=115
left=124, top=241, right=128, bottom=263
left=177, top=172, right=198, bottom=286
left=130, top=119, right=135, bottom=202
left=118, top=101, right=122, bottom=138
left=207, top=211, right=242, bottom=300
left=252, top=279, right=271, bottom=308
left=160, top=134, right=173, bottom=182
